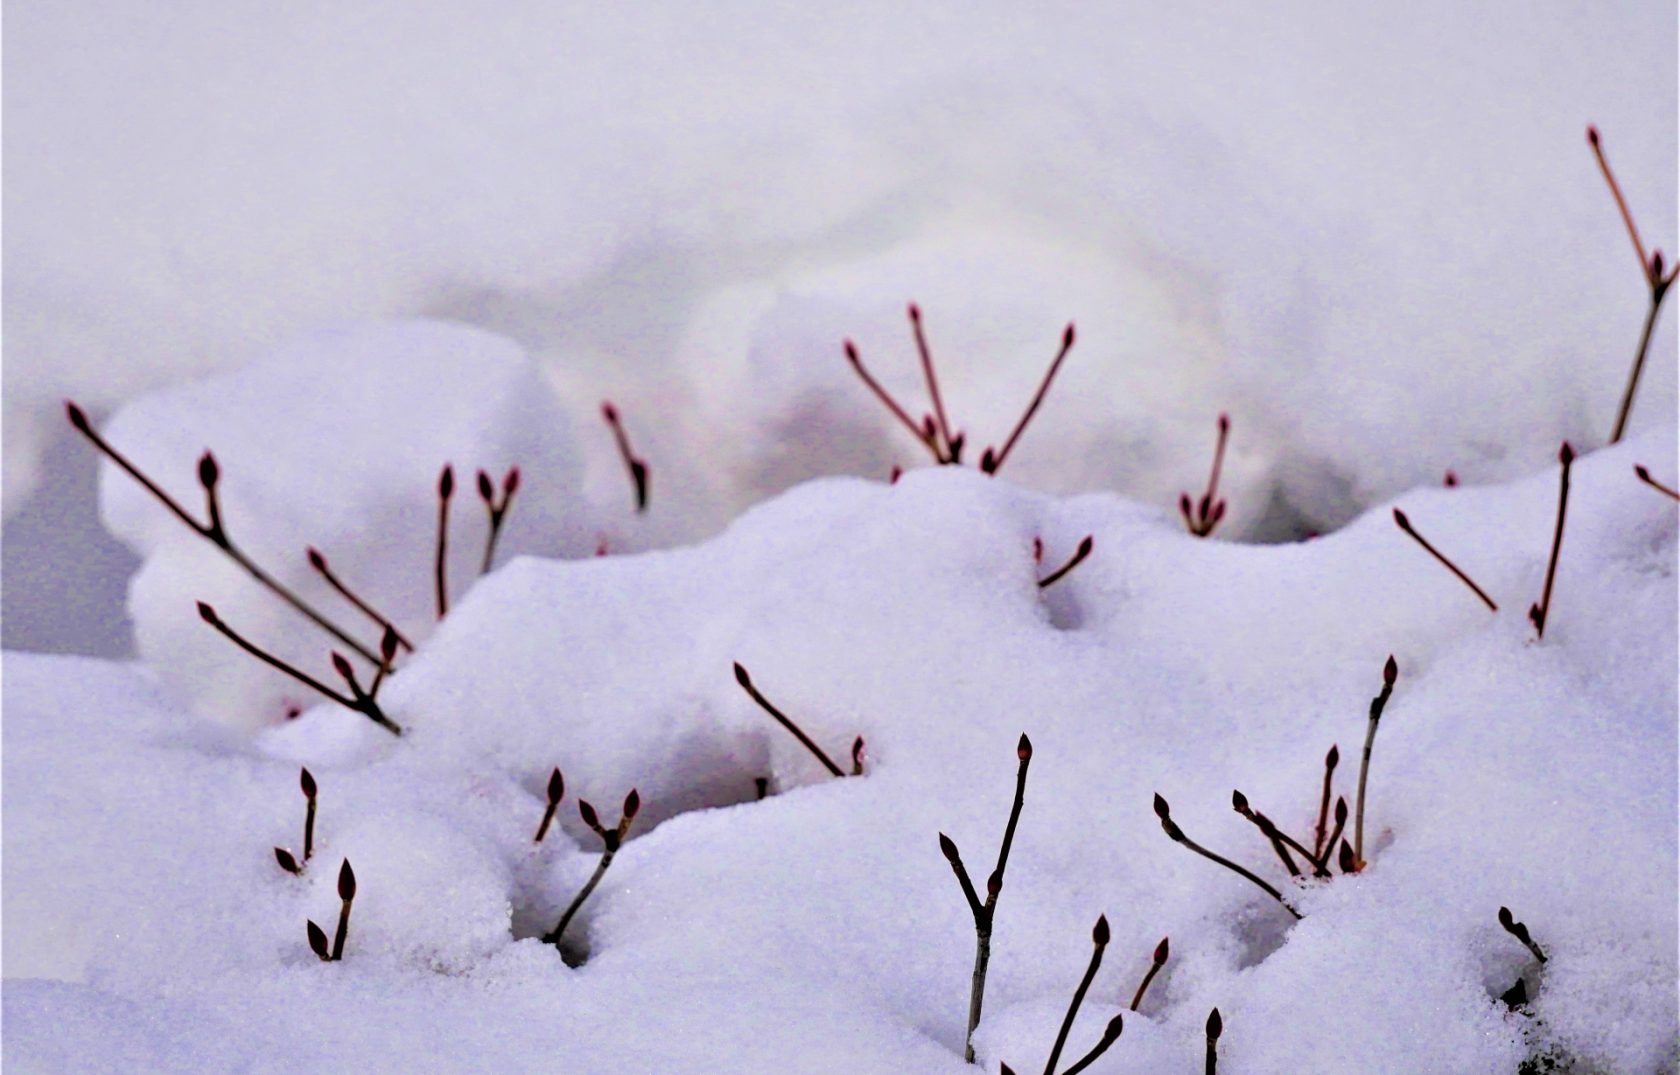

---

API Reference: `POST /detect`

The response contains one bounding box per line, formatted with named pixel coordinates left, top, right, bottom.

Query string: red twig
left=601, top=402, right=650, bottom=512
left=1528, top=443, right=1574, bottom=639
left=1392, top=508, right=1499, bottom=612
left=1180, top=414, right=1231, bottom=537
left=1634, top=465, right=1680, bottom=502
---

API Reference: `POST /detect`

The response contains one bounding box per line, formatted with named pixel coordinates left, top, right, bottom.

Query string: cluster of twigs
left=844, top=305, right=1075, bottom=475
left=543, top=788, right=641, bottom=951
left=65, top=402, right=523, bottom=733
left=1153, top=656, right=1398, bottom=918
left=1180, top=414, right=1231, bottom=538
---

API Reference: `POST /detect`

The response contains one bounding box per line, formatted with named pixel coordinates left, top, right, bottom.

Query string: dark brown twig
left=195, top=602, right=402, bottom=735
left=65, top=403, right=381, bottom=664
left=1232, top=791, right=1324, bottom=878
left=1154, top=794, right=1300, bottom=918
left=1312, top=744, right=1339, bottom=861
left=544, top=789, right=640, bottom=949
left=305, top=547, right=414, bottom=652
left=1130, top=936, right=1169, bottom=1012
left=301, top=767, right=318, bottom=861
left=1392, top=508, right=1499, bottom=612
left=434, top=465, right=454, bottom=619
left=1498, top=906, right=1548, bottom=964
left=1205, top=1008, right=1222, bottom=1075
left=478, top=466, right=521, bottom=574
left=939, top=734, right=1033, bottom=1063
left=908, top=304, right=957, bottom=460
left=1042, top=916, right=1115, bottom=1075
left=534, top=767, right=565, bottom=843
left=1634, top=465, right=1680, bottom=502
left=1528, top=443, right=1574, bottom=640
left=329, top=859, right=356, bottom=960
left=1353, top=657, right=1398, bottom=869
left=602, top=403, right=650, bottom=512
left=733, top=663, right=847, bottom=778
left=1314, top=797, right=1348, bottom=874
left=844, top=340, right=943, bottom=461
left=1037, top=536, right=1094, bottom=589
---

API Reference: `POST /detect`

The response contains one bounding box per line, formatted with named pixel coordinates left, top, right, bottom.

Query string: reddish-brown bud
left=438, top=465, right=454, bottom=499
left=1102, top=1012, right=1124, bottom=1042
left=1326, top=744, right=1339, bottom=769
left=601, top=401, right=618, bottom=423
left=476, top=470, right=493, bottom=501
left=1392, top=507, right=1411, bottom=530
left=197, top=452, right=219, bottom=489
left=300, top=767, right=317, bottom=798
left=579, top=800, right=600, bottom=831
left=1334, top=796, right=1348, bottom=823
left=1206, top=1008, right=1223, bottom=1040
left=331, top=652, right=354, bottom=682
left=1093, top=914, right=1110, bottom=946
left=907, top=302, right=922, bottom=323
left=502, top=467, right=520, bottom=496
left=938, top=832, right=960, bottom=863
left=274, top=847, right=301, bottom=874
left=889, top=466, right=903, bottom=484
left=1063, top=323, right=1076, bottom=349
left=380, top=626, right=399, bottom=662
left=980, top=447, right=997, bottom=473
left=307, top=547, right=327, bottom=571
left=546, top=767, right=564, bottom=804
left=1231, top=790, right=1250, bottom=815
left=1153, top=793, right=1171, bottom=820
left=986, top=870, right=1002, bottom=897
left=1217, top=412, right=1230, bottom=433
left=733, top=662, right=751, bottom=688
left=1338, top=839, right=1357, bottom=873
left=1017, top=733, right=1032, bottom=761
left=1586, top=125, right=1600, bottom=147
left=843, top=340, right=860, bottom=365
left=65, top=400, right=90, bottom=432
left=1444, top=470, right=1459, bottom=487
left=1383, top=655, right=1398, bottom=685
left=307, top=920, right=330, bottom=960
left=1559, top=442, right=1575, bottom=465
left=623, top=788, right=641, bottom=820
left=196, top=601, right=218, bottom=624
left=1153, top=936, right=1170, bottom=964
left=337, top=859, right=356, bottom=901
left=1635, top=464, right=1651, bottom=481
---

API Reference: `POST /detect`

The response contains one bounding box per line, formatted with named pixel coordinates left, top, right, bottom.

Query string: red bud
left=1153, top=793, right=1171, bottom=820
left=503, top=467, right=520, bottom=496
left=1444, top=470, right=1459, bottom=487
left=337, top=859, right=356, bottom=901
left=1017, top=733, right=1032, bottom=761
left=1076, top=535, right=1094, bottom=557
left=1635, top=464, right=1651, bottom=481
left=843, top=340, right=860, bottom=364
left=307, top=920, right=330, bottom=960
left=1334, top=796, right=1348, bottom=823
left=1153, top=936, right=1170, bottom=964
left=1326, top=744, right=1339, bottom=768
left=438, top=465, right=454, bottom=499
left=1559, top=442, right=1574, bottom=465
left=1062, top=323, right=1076, bottom=349
left=1383, top=655, right=1398, bottom=685
left=938, top=832, right=960, bottom=863
left=578, top=800, right=600, bottom=831
left=1103, top=1012, right=1124, bottom=1042
left=1392, top=507, right=1411, bottom=530
left=1217, top=412, right=1229, bottom=433
left=307, top=547, right=327, bottom=571
left=380, top=626, right=399, bottom=662
left=985, top=870, right=1002, bottom=897
left=733, top=662, right=751, bottom=688
left=1338, top=839, right=1357, bottom=873
left=623, top=788, right=640, bottom=820
left=300, top=767, right=317, bottom=798
left=980, top=447, right=997, bottom=474
left=1498, top=906, right=1515, bottom=930
left=601, top=401, right=618, bottom=423
left=1231, top=790, right=1250, bottom=814
left=889, top=466, right=903, bottom=484
left=1586, top=125, right=1600, bottom=147
left=330, top=652, right=353, bottom=681
left=907, top=302, right=921, bottom=323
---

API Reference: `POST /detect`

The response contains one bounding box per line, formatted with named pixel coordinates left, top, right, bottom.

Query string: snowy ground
left=3, top=2, right=1677, bottom=1072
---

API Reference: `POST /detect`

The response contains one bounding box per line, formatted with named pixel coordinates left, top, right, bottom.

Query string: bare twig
left=1392, top=508, right=1499, bottom=612
left=1037, top=536, right=1094, bottom=589
left=478, top=466, right=521, bottom=574
left=1353, top=656, right=1398, bottom=869
left=1498, top=906, right=1548, bottom=964
left=544, top=789, right=640, bottom=950
left=534, top=767, right=565, bottom=843
left=1312, top=744, right=1339, bottom=861
left=330, top=859, right=356, bottom=961
left=1528, top=443, right=1574, bottom=640
left=1180, top=414, right=1231, bottom=537
left=939, top=734, right=1033, bottom=1063
left=1634, top=465, right=1680, bottom=502
left=844, top=340, right=943, bottom=462
left=1042, top=916, right=1114, bottom=1075
left=1154, top=794, right=1300, bottom=918
left=301, top=767, right=318, bottom=861
left=982, top=324, right=1077, bottom=475
left=435, top=465, right=454, bottom=619
left=733, top=663, right=847, bottom=778
left=306, top=547, right=414, bottom=652
left=602, top=403, right=650, bottom=512
left=1130, top=936, right=1169, bottom=1012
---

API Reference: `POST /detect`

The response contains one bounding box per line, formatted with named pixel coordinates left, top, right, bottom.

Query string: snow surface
left=5, top=430, right=1676, bottom=1072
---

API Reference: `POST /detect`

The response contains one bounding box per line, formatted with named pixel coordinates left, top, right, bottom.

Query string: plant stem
left=1312, top=744, right=1338, bottom=860
left=1392, top=509, right=1498, bottom=612
left=733, top=663, right=845, bottom=777
left=1155, top=795, right=1300, bottom=918
left=1353, top=658, right=1397, bottom=868
left=986, top=324, right=1076, bottom=474
left=1129, top=937, right=1167, bottom=1011
left=307, top=548, right=414, bottom=651
left=843, top=340, right=945, bottom=461
left=1037, top=536, right=1094, bottom=589
left=1043, top=916, right=1108, bottom=1075
left=435, top=465, right=453, bottom=620
left=1634, top=465, right=1680, bottom=501
left=908, top=305, right=956, bottom=460
left=1529, top=444, right=1574, bottom=639
left=545, top=848, right=615, bottom=948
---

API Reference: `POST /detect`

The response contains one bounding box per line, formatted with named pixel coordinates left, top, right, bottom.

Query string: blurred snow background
left=4, top=0, right=1675, bottom=657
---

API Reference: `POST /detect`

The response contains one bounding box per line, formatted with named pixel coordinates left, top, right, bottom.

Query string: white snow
left=4, top=2, right=1678, bottom=1072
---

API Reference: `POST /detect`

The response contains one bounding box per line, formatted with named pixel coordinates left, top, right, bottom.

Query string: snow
left=5, top=430, right=1676, bottom=1072
left=4, top=1, right=1678, bottom=1072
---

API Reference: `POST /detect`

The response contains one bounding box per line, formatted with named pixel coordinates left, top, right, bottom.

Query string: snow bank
left=6, top=433, right=1674, bottom=1072
left=95, top=319, right=599, bottom=730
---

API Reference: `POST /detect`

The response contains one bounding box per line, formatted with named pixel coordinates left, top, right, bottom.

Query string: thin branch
left=1037, top=536, right=1094, bottom=589
left=306, top=547, right=413, bottom=651
left=1528, top=443, right=1574, bottom=639
left=544, top=789, right=640, bottom=950
left=983, top=324, right=1076, bottom=475
left=1392, top=508, right=1499, bottom=612
left=65, top=403, right=381, bottom=664
left=732, top=663, right=846, bottom=777
left=1634, top=465, right=1680, bottom=502
left=1154, top=794, right=1300, bottom=918
left=1312, top=744, right=1339, bottom=861
left=844, top=340, right=944, bottom=462
left=1129, top=937, right=1168, bottom=1012
left=1042, top=916, right=1110, bottom=1075
left=602, top=403, right=650, bottom=512
left=1353, top=657, right=1398, bottom=869
left=908, top=304, right=956, bottom=460
left=478, top=466, right=521, bottom=574
left=435, top=465, right=454, bottom=620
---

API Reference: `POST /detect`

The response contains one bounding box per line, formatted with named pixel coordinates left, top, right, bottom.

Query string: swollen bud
left=307, top=920, right=330, bottom=960
left=1062, top=323, right=1076, bottom=349
left=623, top=788, right=641, bottom=820
left=274, top=847, right=301, bottom=874
left=196, top=602, right=218, bottom=624
left=578, top=800, right=600, bottom=831
left=980, top=447, right=997, bottom=474
left=197, top=452, right=220, bottom=489
left=503, top=467, right=520, bottom=496
left=330, top=652, right=354, bottom=682
left=938, top=832, right=961, bottom=863
left=438, top=465, right=454, bottom=499
left=65, top=400, right=90, bottom=432
left=1179, top=493, right=1194, bottom=518
left=1498, top=906, right=1515, bottom=930
left=381, top=626, right=399, bottom=663
left=546, top=767, right=564, bottom=804
left=1102, top=1012, right=1124, bottom=1042
left=1231, top=790, right=1250, bottom=815
left=986, top=870, right=1002, bottom=898
left=1217, top=412, right=1230, bottom=433
left=601, top=401, right=618, bottom=423
left=1153, top=936, right=1170, bottom=964
left=1559, top=442, right=1575, bottom=465
left=307, top=547, right=327, bottom=571
left=1326, top=744, right=1339, bottom=768
left=1334, top=796, right=1348, bottom=823
left=1383, top=655, right=1398, bottom=685
left=1093, top=914, right=1110, bottom=946
left=733, top=662, right=751, bottom=688
left=907, top=302, right=921, bottom=323
left=1636, top=465, right=1651, bottom=481
left=476, top=469, right=493, bottom=502
left=1586, top=124, right=1600, bottom=148
left=1206, top=1008, right=1223, bottom=1040
left=1017, top=734, right=1032, bottom=761
left=843, top=340, right=860, bottom=364
left=1652, top=250, right=1665, bottom=281
left=1338, top=839, right=1357, bottom=873
left=1392, top=507, right=1411, bottom=530
left=1076, top=535, right=1094, bottom=558
left=337, top=859, right=356, bottom=901
left=300, top=767, right=317, bottom=798
left=1153, top=793, right=1171, bottom=820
